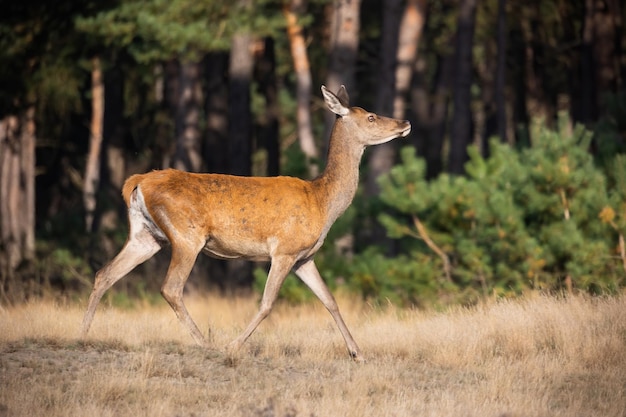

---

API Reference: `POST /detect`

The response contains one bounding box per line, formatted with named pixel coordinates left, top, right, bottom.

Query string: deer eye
left=368, top=115, right=375, bottom=122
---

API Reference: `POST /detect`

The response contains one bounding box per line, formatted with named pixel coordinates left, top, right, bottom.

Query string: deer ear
left=321, top=85, right=349, bottom=116
left=336, top=85, right=350, bottom=107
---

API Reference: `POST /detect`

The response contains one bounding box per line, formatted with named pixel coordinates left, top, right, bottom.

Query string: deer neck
left=312, top=119, right=365, bottom=226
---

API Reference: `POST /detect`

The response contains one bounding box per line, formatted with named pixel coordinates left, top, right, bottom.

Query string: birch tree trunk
left=84, top=56, right=104, bottom=232
left=284, top=0, right=318, bottom=178
left=0, top=106, right=35, bottom=292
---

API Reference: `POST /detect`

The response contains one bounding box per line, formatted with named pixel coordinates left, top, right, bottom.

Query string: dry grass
left=1, top=293, right=625, bottom=417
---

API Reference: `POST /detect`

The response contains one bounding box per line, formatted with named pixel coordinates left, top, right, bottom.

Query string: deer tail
left=122, top=174, right=144, bottom=207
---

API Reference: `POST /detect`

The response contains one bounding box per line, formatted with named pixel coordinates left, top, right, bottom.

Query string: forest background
left=0, top=0, right=625, bottom=308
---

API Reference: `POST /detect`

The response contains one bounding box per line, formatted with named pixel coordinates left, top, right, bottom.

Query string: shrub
left=373, top=118, right=624, bottom=306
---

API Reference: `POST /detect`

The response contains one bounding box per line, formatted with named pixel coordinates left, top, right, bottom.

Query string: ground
left=1, top=294, right=625, bottom=416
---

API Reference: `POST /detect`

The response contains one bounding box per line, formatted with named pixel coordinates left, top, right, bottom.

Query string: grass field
left=1, top=293, right=625, bottom=417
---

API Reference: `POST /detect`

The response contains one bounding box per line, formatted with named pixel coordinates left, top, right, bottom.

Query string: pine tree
left=375, top=116, right=621, bottom=304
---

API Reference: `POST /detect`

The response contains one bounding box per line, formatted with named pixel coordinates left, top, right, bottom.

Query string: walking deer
left=80, top=85, right=411, bottom=361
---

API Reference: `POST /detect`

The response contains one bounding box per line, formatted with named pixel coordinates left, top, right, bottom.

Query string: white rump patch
left=128, top=185, right=168, bottom=242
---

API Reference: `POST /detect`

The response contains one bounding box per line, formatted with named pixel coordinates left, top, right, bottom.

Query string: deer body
left=81, top=86, right=411, bottom=361
left=126, top=172, right=327, bottom=261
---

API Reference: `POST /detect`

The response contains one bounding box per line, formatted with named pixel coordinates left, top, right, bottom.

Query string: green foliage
left=372, top=117, right=625, bottom=306
left=34, top=241, right=93, bottom=294
left=75, top=0, right=286, bottom=63
left=0, top=0, right=92, bottom=116
left=346, top=247, right=447, bottom=307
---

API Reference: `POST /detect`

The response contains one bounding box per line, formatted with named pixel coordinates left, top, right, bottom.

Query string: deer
left=80, top=85, right=411, bottom=361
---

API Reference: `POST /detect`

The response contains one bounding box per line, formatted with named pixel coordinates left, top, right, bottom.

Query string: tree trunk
left=477, top=0, right=508, bottom=151
left=255, top=37, right=280, bottom=177
left=412, top=49, right=453, bottom=179
left=520, top=4, right=552, bottom=134
left=160, top=59, right=180, bottom=169
left=365, top=0, right=402, bottom=202
left=430, top=53, right=454, bottom=179
left=581, top=0, right=597, bottom=124
left=375, top=0, right=403, bottom=118
left=393, top=0, right=427, bottom=120
left=204, top=52, right=229, bottom=174
left=449, top=0, right=478, bottom=175
left=509, top=22, right=529, bottom=144
left=99, top=63, right=126, bottom=260
left=103, top=65, right=125, bottom=203
left=229, top=33, right=254, bottom=177
left=173, top=61, right=204, bottom=173
left=324, top=0, right=362, bottom=144
left=592, top=0, right=619, bottom=112
left=495, top=0, right=507, bottom=143
left=365, top=0, right=427, bottom=251
left=614, top=0, right=625, bottom=89
left=477, top=41, right=495, bottom=155
left=84, top=56, right=105, bottom=232
left=284, top=0, right=318, bottom=177
left=0, top=106, right=36, bottom=292
left=368, top=0, right=427, bottom=194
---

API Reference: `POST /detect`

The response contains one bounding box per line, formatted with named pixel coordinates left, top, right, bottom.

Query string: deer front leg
left=227, top=255, right=296, bottom=353
left=294, top=258, right=363, bottom=362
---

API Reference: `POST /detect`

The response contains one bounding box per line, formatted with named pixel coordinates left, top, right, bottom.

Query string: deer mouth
left=400, top=123, right=411, bottom=137
left=378, top=124, right=411, bottom=144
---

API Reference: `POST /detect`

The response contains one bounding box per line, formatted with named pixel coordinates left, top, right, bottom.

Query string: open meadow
left=1, top=293, right=625, bottom=417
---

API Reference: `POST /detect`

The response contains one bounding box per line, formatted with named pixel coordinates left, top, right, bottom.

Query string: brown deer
left=80, top=85, right=411, bottom=361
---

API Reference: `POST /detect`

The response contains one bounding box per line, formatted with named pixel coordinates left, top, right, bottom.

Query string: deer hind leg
left=294, top=258, right=363, bottom=361
left=160, top=241, right=207, bottom=347
left=80, top=227, right=162, bottom=338
left=227, top=255, right=296, bottom=353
